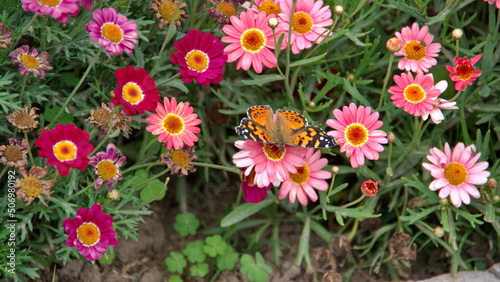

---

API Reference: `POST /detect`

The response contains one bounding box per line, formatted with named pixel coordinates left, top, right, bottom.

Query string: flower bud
left=331, top=166, right=340, bottom=175
left=347, top=73, right=355, bottom=82
left=433, top=226, right=444, bottom=238
left=108, top=189, right=120, bottom=200
left=308, top=101, right=316, bottom=108
left=268, top=17, right=279, bottom=29
left=334, top=5, right=344, bottom=15
left=387, top=132, right=396, bottom=143
left=452, top=28, right=463, bottom=40
left=386, top=37, right=401, bottom=53
left=488, top=178, right=497, bottom=189
left=493, top=195, right=500, bottom=203
left=361, top=179, right=380, bottom=197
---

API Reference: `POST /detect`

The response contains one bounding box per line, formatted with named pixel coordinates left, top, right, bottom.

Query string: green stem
left=341, top=195, right=366, bottom=208
left=13, top=14, right=39, bottom=49
left=66, top=183, right=93, bottom=202
left=191, top=161, right=240, bottom=174
left=283, top=0, right=298, bottom=108
left=376, top=54, right=394, bottom=111
left=24, top=132, right=35, bottom=167
left=0, top=166, right=8, bottom=180
left=48, top=49, right=103, bottom=127
left=122, top=161, right=163, bottom=174
left=347, top=219, right=359, bottom=241
left=449, top=90, right=462, bottom=102
left=19, top=76, right=28, bottom=104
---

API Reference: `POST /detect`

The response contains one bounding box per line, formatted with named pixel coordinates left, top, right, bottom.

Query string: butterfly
left=235, top=105, right=337, bottom=151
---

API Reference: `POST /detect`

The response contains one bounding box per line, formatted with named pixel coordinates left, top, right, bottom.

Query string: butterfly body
left=236, top=105, right=336, bottom=151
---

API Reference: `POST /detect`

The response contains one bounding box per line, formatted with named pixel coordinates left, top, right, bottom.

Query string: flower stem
left=191, top=161, right=240, bottom=174
left=283, top=0, right=298, bottom=108
left=24, top=132, right=35, bottom=167
left=376, top=54, right=394, bottom=111
left=66, top=183, right=93, bottom=202
left=341, top=195, right=366, bottom=208
left=19, top=76, right=28, bottom=104
left=48, top=49, right=103, bottom=127
left=347, top=219, right=359, bottom=241
left=122, top=161, right=163, bottom=174
left=449, top=90, right=462, bottom=102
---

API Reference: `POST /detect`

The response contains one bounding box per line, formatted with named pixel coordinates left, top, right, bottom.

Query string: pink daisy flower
left=62, top=204, right=118, bottom=261
left=238, top=167, right=272, bottom=203
left=77, top=0, right=92, bottom=10
left=86, top=8, right=138, bottom=55
left=361, top=179, right=380, bottom=197
left=8, top=45, right=53, bottom=78
left=484, top=0, right=500, bottom=8
left=232, top=140, right=307, bottom=188
left=21, top=0, right=79, bottom=23
left=242, top=0, right=282, bottom=16
left=326, top=103, right=388, bottom=168
left=88, top=144, right=126, bottom=191
left=422, top=143, right=490, bottom=208
left=445, top=55, right=482, bottom=91
left=279, top=149, right=331, bottom=206
left=277, top=0, right=333, bottom=54
left=171, top=29, right=228, bottom=86
left=394, top=23, right=441, bottom=73
left=420, top=98, right=458, bottom=124
left=146, top=97, right=201, bottom=150
left=221, top=11, right=281, bottom=74
left=388, top=72, right=448, bottom=116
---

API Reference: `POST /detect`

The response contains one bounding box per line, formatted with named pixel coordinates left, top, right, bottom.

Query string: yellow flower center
left=292, top=12, right=313, bottom=35
left=241, top=28, right=266, bottom=53
left=262, top=143, right=285, bottom=161
left=163, top=114, right=185, bottom=135
left=216, top=1, right=236, bottom=18
left=185, top=50, right=209, bottom=72
left=20, top=54, right=40, bottom=69
left=159, top=1, right=182, bottom=22
left=13, top=112, right=36, bottom=128
left=289, top=163, right=310, bottom=185
left=122, top=82, right=144, bottom=104
left=21, top=176, right=43, bottom=197
left=101, top=23, right=124, bottom=43
left=77, top=222, right=101, bottom=247
left=37, top=0, right=61, bottom=7
left=4, top=146, right=22, bottom=162
left=170, top=150, right=190, bottom=168
left=97, top=160, right=118, bottom=180
left=258, top=1, right=281, bottom=16
left=403, top=84, right=426, bottom=103
left=53, top=140, right=77, bottom=162
left=345, top=123, right=369, bottom=147
left=404, top=41, right=426, bottom=61
left=444, top=162, right=468, bottom=186
left=456, top=64, right=474, bottom=81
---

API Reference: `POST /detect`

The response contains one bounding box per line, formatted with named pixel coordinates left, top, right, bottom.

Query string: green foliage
left=173, top=213, right=200, bottom=237
left=203, top=235, right=227, bottom=258
left=240, top=252, right=273, bottom=282
left=182, top=240, right=205, bottom=263
left=165, top=252, right=187, bottom=274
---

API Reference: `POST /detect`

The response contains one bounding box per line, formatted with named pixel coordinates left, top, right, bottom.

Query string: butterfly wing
left=235, top=105, right=275, bottom=143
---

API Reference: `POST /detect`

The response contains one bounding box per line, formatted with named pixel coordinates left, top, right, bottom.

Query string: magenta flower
left=77, top=0, right=92, bottom=9
left=86, top=8, right=138, bottom=55
left=445, top=55, right=482, bottom=91
left=8, top=45, right=53, bottom=78
left=146, top=97, right=201, bottom=150
left=277, top=0, right=333, bottom=54
left=388, top=72, right=448, bottom=116
left=88, top=144, right=126, bottom=191
left=326, top=104, right=388, bottom=168
left=422, top=143, right=490, bottom=207
left=232, top=140, right=307, bottom=187
left=394, top=23, right=441, bottom=73
left=21, top=0, right=79, bottom=23
left=239, top=167, right=272, bottom=203
left=171, top=30, right=228, bottom=86
left=62, top=204, right=118, bottom=261
left=279, top=149, right=331, bottom=206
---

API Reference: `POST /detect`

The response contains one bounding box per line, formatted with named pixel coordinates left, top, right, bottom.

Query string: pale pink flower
left=279, top=149, right=331, bottom=205
left=394, top=23, right=441, bottom=73
left=446, top=55, right=482, bottom=91
left=277, top=0, right=333, bottom=54
left=232, top=140, right=307, bottom=188
left=422, top=143, right=490, bottom=207
left=326, top=104, right=388, bottom=168
left=146, top=97, right=201, bottom=150
left=221, top=11, right=281, bottom=73
left=21, top=0, right=79, bottom=23
left=420, top=98, right=458, bottom=124
left=388, top=72, right=448, bottom=116
left=484, top=0, right=500, bottom=9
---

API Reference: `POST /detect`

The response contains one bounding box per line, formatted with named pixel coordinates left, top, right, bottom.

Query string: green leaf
left=221, top=198, right=273, bottom=227
left=139, top=178, right=167, bottom=202
left=189, top=263, right=209, bottom=277
left=484, top=203, right=496, bottom=223
left=164, top=252, right=187, bottom=274
left=168, top=275, right=183, bottom=282
left=182, top=240, right=205, bottom=263
left=217, top=247, right=239, bottom=270
left=240, top=252, right=273, bottom=282
left=343, top=78, right=372, bottom=107
left=295, top=217, right=310, bottom=265
left=43, top=106, right=74, bottom=124
left=290, top=53, right=327, bottom=68
left=242, top=73, right=285, bottom=86
left=203, top=235, right=227, bottom=257
left=450, top=207, right=484, bottom=228
left=174, top=213, right=200, bottom=237
left=400, top=206, right=440, bottom=225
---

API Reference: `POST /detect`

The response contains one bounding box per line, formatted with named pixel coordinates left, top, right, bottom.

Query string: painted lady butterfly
left=235, top=105, right=337, bottom=151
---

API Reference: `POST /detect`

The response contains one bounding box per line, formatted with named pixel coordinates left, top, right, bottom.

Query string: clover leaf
left=240, top=252, right=273, bottom=282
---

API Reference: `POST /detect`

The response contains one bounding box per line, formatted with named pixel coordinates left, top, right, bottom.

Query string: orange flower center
left=258, top=1, right=281, bottom=16
left=403, top=84, right=426, bottom=103
left=77, top=222, right=101, bottom=246
left=444, top=162, right=467, bottom=186
left=241, top=28, right=266, bottom=53
left=262, top=143, right=285, bottom=161
left=170, top=150, right=190, bottom=168
left=345, top=123, right=368, bottom=147
left=20, top=54, right=40, bottom=69
left=404, top=41, right=426, bottom=61
left=37, top=0, right=61, bottom=7
left=101, top=23, right=123, bottom=43
left=163, top=114, right=184, bottom=135
left=122, top=82, right=144, bottom=104
left=53, top=140, right=77, bottom=162
left=216, top=1, right=236, bottom=18
left=97, top=160, right=118, bottom=180
left=13, top=112, right=36, bottom=128
left=455, top=63, right=474, bottom=81
left=21, top=176, right=43, bottom=197
left=292, top=12, right=313, bottom=35
left=289, top=163, right=310, bottom=185
left=185, top=50, right=209, bottom=72
left=159, top=1, right=181, bottom=22
left=4, top=145, right=22, bottom=162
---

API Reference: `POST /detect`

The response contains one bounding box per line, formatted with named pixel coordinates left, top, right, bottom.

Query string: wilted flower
left=15, top=166, right=57, bottom=206
left=209, top=0, right=243, bottom=24
left=6, top=105, right=40, bottom=133
left=0, top=138, right=29, bottom=169
left=0, top=23, right=13, bottom=50
left=150, top=0, right=188, bottom=28
left=161, top=146, right=197, bottom=176
left=86, top=103, right=133, bottom=138
left=8, top=45, right=53, bottom=78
